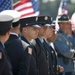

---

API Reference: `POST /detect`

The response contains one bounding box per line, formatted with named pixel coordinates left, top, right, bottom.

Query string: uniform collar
left=38, top=37, right=44, bottom=43
left=58, top=29, right=66, bottom=35
left=10, top=32, right=18, bottom=37
left=0, top=41, right=5, bottom=48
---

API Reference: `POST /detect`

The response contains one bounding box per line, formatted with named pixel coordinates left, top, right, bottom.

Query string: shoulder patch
left=28, top=47, right=32, bottom=55
left=0, top=52, right=2, bottom=59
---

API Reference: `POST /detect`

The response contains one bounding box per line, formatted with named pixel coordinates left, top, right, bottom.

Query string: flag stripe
left=13, top=0, right=30, bottom=8
left=20, top=8, right=34, bottom=15
left=21, top=12, right=34, bottom=17
left=13, top=0, right=39, bottom=18
left=21, top=11, right=39, bottom=18
left=14, top=2, right=32, bottom=10
left=18, top=6, right=33, bottom=12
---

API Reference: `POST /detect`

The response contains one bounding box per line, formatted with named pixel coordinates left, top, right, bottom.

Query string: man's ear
left=23, top=27, right=27, bottom=32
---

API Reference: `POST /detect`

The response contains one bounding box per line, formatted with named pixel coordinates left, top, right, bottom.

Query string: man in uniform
left=31, top=16, right=56, bottom=75
left=47, top=22, right=64, bottom=75
left=54, top=14, right=75, bottom=75
left=0, top=14, right=13, bottom=75
left=2, top=10, right=31, bottom=75
left=20, top=16, right=40, bottom=75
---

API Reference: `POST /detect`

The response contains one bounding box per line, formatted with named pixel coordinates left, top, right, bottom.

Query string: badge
left=45, top=16, right=48, bottom=20
left=28, top=47, right=32, bottom=55
left=26, top=23, right=28, bottom=26
left=0, top=52, right=2, bottom=59
left=66, top=41, right=69, bottom=45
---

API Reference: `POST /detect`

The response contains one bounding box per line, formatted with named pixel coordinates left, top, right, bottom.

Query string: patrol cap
left=37, top=16, right=52, bottom=26
left=0, top=14, right=13, bottom=32
left=0, top=10, right=21, bottom=27
left=20, top=16, right=40, bottom=28
left=58, top=14, right=70, bottom=23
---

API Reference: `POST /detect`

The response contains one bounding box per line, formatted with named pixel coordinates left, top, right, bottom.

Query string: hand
left=73, top=57, right=75, bottom=60
left=59, top=66, right=64, bottom=73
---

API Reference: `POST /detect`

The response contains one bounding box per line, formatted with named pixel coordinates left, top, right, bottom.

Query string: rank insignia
left=28, top=47, right=32, bottom=55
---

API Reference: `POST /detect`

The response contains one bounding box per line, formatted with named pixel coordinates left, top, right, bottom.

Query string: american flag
left=0, top=0, right=12, bottom=12
left=58, top=0, right=68, bottom=16
left=13, top=0, right=40, bottom=18
left=55, top=0, right=68, bottom=31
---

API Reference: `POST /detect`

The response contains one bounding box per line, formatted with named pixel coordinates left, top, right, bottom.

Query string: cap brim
left=58, top=21, right=70, bottom=23
left=44, top=24, right=51, bottom=26
left=53, top=20, right=70, bottom=23
left=32, top=25, right=40, bottom=28
left=51, top=24, right=55, bottom=26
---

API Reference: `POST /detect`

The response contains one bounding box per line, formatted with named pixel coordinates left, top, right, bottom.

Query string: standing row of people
left=0, top=9, right=75, bottom=75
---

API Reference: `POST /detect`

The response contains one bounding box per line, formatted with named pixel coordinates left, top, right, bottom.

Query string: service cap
left=0, top=14, right=13, bottom=32
left=1, top=10, right=21, bottom=27
left=37, top=16, right=52, bottom=26
left=20, top=16, right=40, bottom=28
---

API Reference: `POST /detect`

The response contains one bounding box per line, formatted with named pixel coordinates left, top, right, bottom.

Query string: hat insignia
left=26, top=23, right=28, bottom=26
left=63, top=16, right=67, bottom=19
left=36, top=17, right=38, bottom=21
left=45, top=16, right=48, bottom=20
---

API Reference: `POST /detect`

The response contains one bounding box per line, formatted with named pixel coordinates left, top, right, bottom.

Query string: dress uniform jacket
left=5, top=34, right=30, bottom=75
left=54, top=29, right=74, bottom=75
left=43, top=40, right=57, bottom=75
left=0, top=42, right=12, bottom=75
left=21, top=35, right=38, bottom=75
left=31, top=37, right=49, bottom=75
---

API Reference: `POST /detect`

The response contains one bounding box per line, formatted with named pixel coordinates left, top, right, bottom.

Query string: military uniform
left=0, top=15, right=13, bottom=75
left=31, top=16, right=57, bottom=75
left=31, top=38, right=49, bottom=75
left=21, top=35, right=38, bottom=75
left=54, top=14, right=75, bottom=75
left=54, top=29, right=74, bottom=75
left=3, top=10, right=32, bottom=75
left=0, top=42, right=12, bottom=75
left=20, top=17, right=40, bottom=75
left=44, top=40, right=58, bottom=75
left=5, top=34, right=31, bottom=75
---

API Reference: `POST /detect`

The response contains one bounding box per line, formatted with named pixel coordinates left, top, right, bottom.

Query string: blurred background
left=13, top=0, right=75, bottom=20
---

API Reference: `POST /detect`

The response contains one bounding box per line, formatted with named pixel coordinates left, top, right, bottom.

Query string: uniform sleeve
left=54, top=35, right=74, bottom=58
left=0, top=51, right=12, bottom=75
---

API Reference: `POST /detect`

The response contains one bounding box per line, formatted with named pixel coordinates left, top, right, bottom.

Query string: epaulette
left=21, top=40, right=32, bottom=55
left=31, top=39, right=37, bottom=46
left=21, top=40, right=30, bottom=50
